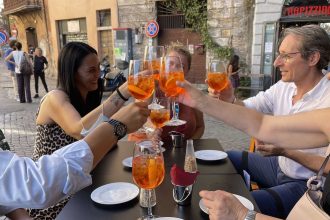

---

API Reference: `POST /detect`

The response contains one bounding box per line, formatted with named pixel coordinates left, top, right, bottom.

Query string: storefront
left=260, top=0, right=330, bottom=89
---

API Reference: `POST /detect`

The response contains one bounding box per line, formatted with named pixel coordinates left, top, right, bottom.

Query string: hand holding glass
left=128, top=60, right=154, bottom=101
left=159, top=56, right=186, bottom=126
left=207, top=60, right=229, bottom=93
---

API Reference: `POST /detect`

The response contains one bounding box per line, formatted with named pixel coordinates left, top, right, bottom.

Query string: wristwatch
left=244, top=210, right=257, bottom=220
left=107, top=119, right=127, bottom=140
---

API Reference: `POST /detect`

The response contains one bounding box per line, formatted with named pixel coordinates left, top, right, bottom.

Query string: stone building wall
left=251, top=0, right=282, bottom=75
left=117, top=0, right=156, bottom=59
left=207, top=0, right=254, bottom=74
left=8, top=7, right=54, bottom=76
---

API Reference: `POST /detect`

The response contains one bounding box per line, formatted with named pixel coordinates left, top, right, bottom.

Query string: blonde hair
left=168, top=42, right=192, bottom=70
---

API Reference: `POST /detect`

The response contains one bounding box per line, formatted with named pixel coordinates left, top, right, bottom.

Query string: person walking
left=5, top=42, right=32, bottom=103
left=33, top=47, right=49, bottom=98
left=3, top=40, right=19, bottom=101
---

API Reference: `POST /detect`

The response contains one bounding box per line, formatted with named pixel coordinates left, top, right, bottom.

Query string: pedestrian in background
left=5, top=41, right=32, bottom=103
left=3, top=40, right=19, bottom=101
left=227, top=54, right=240, bottom=94
left=33, top=47, right=49, bottom=98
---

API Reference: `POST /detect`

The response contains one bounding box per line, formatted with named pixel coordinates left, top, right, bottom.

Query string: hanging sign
left=145, top=20, right=159, bottom=38
left=282, top=1, right=330, bottom=17
left=0, top=29, right=9, bottom=46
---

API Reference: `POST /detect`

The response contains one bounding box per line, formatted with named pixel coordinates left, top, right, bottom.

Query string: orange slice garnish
left=128, top=85, right=148, bottom=96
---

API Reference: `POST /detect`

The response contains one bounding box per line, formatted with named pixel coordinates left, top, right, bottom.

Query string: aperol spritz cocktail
left=128, top=60, right=154, bottom=101
left=159, top=71, right=184, bottom=97
left=132, top=140, right=165, bottom=219
left=149, top=98, right=171, bottom=128
left=207, top=60, right=229, bottom=92
left=159, top=56, right=186, bottom=126
left=144, top=46, right=165, bottom=81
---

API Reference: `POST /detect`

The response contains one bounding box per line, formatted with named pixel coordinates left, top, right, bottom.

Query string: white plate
left=122, top=157, right=133, bottom=168
left=155, top=218, right=183, bottom=220
left=195, top=150, right=228, bottom=161
left=199, top=194, right=254, bottom=214
left=91, top=182, right=139, bottom=205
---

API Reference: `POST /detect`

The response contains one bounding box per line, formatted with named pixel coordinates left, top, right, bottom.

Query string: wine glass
left=149, top=97, right=171, bottom=129
left=132, top=140, right=165, bottom=220
left=144, top=46, right=165, bottom=109
left=207, top=60, right=229, bottom=98
left=128, top=59, right=155, bottom=134
left=128, top=59, right=155, bottom=101
left=159, top=56, right=186, bottom=126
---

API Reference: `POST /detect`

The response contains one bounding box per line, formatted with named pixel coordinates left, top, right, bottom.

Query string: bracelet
left=231, top=96, right=237, bottom=104
left=116, top=88, right=129, bottom=101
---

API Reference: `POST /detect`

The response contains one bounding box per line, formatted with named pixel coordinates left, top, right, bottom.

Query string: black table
left=57, top=139, right=257, bottom=219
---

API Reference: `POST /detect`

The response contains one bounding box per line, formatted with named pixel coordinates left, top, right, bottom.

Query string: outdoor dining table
left=56, top=139, right=258, bottom=220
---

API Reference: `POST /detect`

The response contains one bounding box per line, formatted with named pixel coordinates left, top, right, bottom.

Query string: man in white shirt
left=0, top=102, right=149, bottom=216
left=210, top=24, right=330, bottom=218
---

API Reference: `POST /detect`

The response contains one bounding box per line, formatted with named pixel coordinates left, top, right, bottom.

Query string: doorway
left=26, top=27, right=38, bottom=52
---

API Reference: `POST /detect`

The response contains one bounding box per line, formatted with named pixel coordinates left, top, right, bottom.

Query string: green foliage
left=165, top=0, right=233, bottom=59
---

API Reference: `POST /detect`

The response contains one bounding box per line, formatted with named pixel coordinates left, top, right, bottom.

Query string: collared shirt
left=243, top=76, right=330, bottom=179
left=0, top=140, right=93, bottom=215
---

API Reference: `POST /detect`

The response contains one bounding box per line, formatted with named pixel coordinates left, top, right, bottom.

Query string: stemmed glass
left=128, top=59, right=155, bottom=101
left=128, top=60, right=155, bottom=133
left=159, top=56, right=186, bottom=126
left=149, top=97, right=171, bottom=129
left=207, top=60, right=229, bottom=98
left=144, top=46, right=165, bottom=109
left=132, top=140, right=165, bottom=220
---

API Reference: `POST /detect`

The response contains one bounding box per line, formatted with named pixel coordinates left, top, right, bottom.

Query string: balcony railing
left=3, top=0, right=42, bottom=15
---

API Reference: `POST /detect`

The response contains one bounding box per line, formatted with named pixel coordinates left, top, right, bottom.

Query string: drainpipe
left=42, top=0, right=53, bottom=78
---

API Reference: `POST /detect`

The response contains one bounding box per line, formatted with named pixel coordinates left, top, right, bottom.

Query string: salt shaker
left=184, top=139, right=198, bottom=173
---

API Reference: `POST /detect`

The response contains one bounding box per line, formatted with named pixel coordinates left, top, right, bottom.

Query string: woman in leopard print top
left=26, top=42, right=131, bottom=220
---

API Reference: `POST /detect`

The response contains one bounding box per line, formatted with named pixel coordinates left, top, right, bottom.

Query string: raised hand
left=176, top=80, right=206, bottom=110
left=111, top=102, right=150, bottom=133
left=206, top=79, right=235, bottom=102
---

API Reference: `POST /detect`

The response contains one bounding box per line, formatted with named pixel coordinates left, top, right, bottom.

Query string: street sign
left=145, top=20, right=159, bottom=38
left=0, top=29, right=9, bottom=46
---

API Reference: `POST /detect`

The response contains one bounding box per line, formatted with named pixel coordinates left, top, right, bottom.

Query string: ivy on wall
left=165, top=0, right=233, bottom=59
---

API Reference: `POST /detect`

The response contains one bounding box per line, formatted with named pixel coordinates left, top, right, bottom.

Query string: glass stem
left=147, top=189, right=153, bottom=218
left=172, top=99, right=179, bottom=120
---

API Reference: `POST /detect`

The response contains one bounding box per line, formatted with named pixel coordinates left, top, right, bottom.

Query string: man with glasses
left=209, top=24, right=330, bottom=218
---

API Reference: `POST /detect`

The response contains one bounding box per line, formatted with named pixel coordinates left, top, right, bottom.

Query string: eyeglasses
left=275, top=51, right=301, bottom=63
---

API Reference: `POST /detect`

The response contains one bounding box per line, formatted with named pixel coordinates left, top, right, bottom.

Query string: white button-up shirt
left=0, top=140, right=93, bottom=215
left=243, top=76, right=330, bottom=179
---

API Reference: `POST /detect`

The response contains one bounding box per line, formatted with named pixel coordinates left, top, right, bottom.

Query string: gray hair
left=35, top=47, right=43, bottom=53
left=279, top=24, right=330, bottom=70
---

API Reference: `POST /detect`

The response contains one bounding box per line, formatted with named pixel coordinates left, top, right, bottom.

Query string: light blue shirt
left=0, top=140, right=93, bottom=215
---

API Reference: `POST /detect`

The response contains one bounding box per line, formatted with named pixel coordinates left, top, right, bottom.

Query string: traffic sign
left=145, top=20, right=159, bottom=38
left=0, top=29, right=9, bottom=46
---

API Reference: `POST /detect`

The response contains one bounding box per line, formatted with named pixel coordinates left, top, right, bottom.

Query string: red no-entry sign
left=145, top=20, right=159, bottom=38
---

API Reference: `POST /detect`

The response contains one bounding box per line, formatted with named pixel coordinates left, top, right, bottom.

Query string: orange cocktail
left=207, top=72, right=229, bottom=91
left=132, top=155, right=165, bottom=189
left=150, top=108, right=170, bottom=128
left=128, top=75, right=154, bottom=100
left=159, top=71, right=184, bottom=97
left=151, top=59, right=161, bottom=80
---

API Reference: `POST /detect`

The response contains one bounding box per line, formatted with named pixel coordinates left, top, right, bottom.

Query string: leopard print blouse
left=28, top=119, right=77, bottom=219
